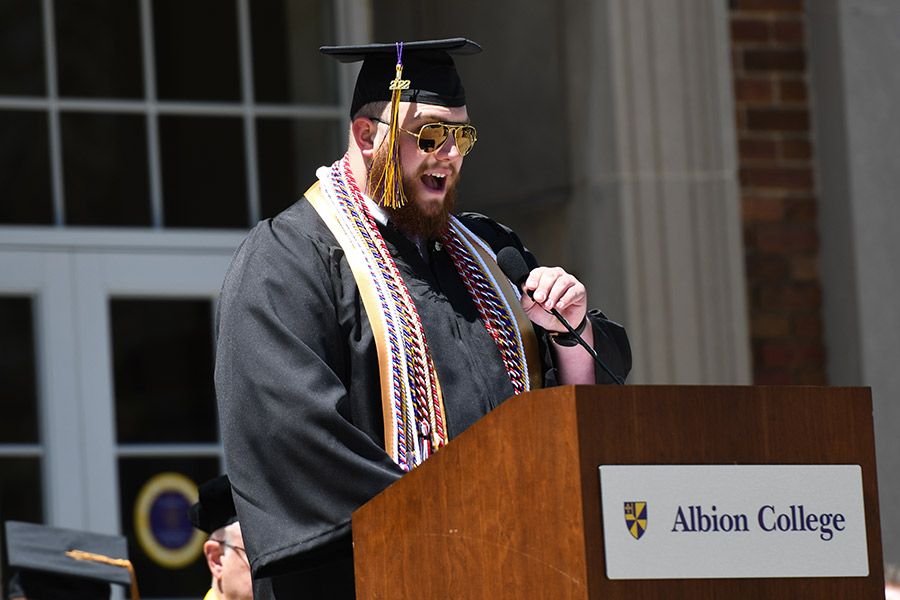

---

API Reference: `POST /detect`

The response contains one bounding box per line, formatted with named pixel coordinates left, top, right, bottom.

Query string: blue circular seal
left=134, top=472, right=205, bottom=568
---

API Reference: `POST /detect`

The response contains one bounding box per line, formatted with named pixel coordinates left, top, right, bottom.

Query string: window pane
left=153, top=0, right=240, bottom=101
left=119, top=460, right=220, bottom=598
left=111, top=298, right=217, bottom=443
left=0, top=457, right=43, bottom=599
left=0, top=110, right=53, bottom=225
left=0, top=0, right=45, bottom=95
left=0, top=297, right=39, bottom=442
left=250, top=0, right=338, bottom=104
left=160, top=115, right=247, bottom=228
left=257, top=117, right=342, bottom=219
left=54, top=0, right=143, bottom=98
left=0, top=458, right=43, bottom=523
left=61, top=112, right=151, bottom=226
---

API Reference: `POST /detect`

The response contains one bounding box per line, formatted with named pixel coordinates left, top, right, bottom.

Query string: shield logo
left=624, top=501, right=647, bottom=540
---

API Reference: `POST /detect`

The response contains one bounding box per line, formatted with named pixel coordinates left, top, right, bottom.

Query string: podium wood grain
left=352, top=385, right=883, bottom=599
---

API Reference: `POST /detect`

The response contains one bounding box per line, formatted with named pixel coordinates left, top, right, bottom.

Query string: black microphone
left=495, top=247, right=624, bottom=385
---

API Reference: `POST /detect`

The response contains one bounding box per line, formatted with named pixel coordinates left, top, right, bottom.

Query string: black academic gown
left=214, top=195, right=631, bottom=599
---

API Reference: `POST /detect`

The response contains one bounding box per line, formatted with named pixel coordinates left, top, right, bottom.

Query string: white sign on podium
left=599, top=464, right=869, bottom=579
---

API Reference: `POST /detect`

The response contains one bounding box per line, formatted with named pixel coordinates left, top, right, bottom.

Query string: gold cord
left=66, top=549, right=141, bottom=600
left=369, top=56, right=409, bottom=209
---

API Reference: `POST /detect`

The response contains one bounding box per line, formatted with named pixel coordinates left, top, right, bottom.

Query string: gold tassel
left=369, top=46, right=409, bottom=209
left=66, top=549, right=141, bottom=600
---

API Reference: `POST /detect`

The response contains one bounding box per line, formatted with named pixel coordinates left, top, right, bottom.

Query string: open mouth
left=422, top=172, right=447, bottom=192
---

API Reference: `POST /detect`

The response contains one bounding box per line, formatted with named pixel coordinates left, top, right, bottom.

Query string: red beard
left=367, top=147, right=459, bottom=240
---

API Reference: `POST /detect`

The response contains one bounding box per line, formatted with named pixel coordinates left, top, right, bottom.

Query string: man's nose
left=435, top=132, right=462, bottom=160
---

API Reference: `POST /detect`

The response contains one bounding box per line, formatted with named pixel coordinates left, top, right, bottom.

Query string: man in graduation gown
left=214, top=38, right=631, bottom=599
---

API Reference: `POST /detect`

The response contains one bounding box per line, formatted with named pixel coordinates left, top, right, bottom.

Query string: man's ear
left=204, top=539, right=225, bottom=578
left=352, top=117, right=380, bottom=156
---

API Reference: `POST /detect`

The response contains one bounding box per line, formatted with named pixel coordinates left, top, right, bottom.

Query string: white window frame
left=0, top=0, right=369, bottom=228
left=0, top=227, right=247, bottom=533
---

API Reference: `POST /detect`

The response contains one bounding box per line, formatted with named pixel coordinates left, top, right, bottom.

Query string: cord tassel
left=370, top=42, right=409, bottom=209
left=66, top=549, right=141, bottom=600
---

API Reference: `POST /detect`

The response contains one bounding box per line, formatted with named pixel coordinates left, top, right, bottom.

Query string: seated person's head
left=188, top=474, right=252, bottom=600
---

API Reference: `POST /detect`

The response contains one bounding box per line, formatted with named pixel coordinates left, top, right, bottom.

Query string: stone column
left=563, top=0, right=751, bottom=383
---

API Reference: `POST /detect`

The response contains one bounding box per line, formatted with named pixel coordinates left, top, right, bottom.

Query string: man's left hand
left=518, top=266, right=588, bottom=333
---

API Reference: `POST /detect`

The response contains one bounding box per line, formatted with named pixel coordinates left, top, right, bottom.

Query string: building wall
left=808, top=0, right=900, bottom=569
left=2, top=0, right=894, bottom=584
left=729, top=0, right=827, bottom=386
left=732, top=0, right=900, bottom=566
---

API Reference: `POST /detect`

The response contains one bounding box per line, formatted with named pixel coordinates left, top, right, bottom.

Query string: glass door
left=0, top=228, right=245, bottom=598
left=109, top=295, right=222, bottom=594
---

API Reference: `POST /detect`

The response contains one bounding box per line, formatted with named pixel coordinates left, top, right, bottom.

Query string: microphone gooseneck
left=495, top=247, right=624, bottom=385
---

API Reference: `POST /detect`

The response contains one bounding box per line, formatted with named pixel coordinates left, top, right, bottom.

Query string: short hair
left=352, top=100, right=390, bottom=122
left=211, top=520, right=242, bottom=547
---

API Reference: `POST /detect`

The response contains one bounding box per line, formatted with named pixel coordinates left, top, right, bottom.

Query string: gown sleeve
left=456, top=212, right=632, bottom=385
left=214, top=199, right=403, bottom=578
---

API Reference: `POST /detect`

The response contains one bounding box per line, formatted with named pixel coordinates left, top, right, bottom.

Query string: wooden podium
left=352, top=385, right=884, bottom=598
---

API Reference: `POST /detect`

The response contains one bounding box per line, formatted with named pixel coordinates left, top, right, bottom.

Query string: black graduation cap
left=186, top=474, right=237, bottom=534
left=320, top=38, right=482, bottom=117
left=4, top=521, right=139, bottom=600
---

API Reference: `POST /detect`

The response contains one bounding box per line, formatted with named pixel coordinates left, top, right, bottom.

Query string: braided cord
left=319, top=157, right=528, bottom=468
left=66, top=550, right=140, bottom=600
left=328, top=157, right=444, bottom=469
left=441, top=219, right=530, bottom=395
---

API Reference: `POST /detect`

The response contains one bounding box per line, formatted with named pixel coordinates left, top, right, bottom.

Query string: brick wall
left=729, top=0, right=827, bottom=384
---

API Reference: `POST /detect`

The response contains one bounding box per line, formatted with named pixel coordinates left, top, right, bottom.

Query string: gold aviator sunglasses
left=372, top=118, right=478, bottom=156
